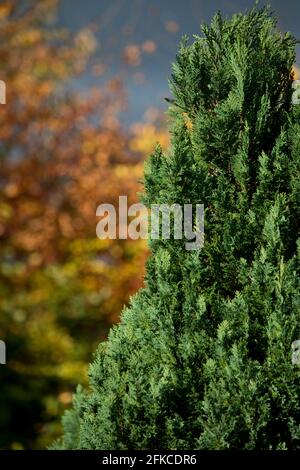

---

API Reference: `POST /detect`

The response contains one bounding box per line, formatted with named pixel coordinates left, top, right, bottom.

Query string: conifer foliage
left=56, top=7, right=300, bottom=449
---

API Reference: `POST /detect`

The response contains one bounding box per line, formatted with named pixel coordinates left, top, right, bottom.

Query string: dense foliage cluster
left=57, top=7, right=300, bottom=450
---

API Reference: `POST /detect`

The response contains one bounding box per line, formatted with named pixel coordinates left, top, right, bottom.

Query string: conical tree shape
left=56, top=7, right=300, bottom=450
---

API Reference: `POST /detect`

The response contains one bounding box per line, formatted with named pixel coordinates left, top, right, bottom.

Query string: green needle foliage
left=55, top=6, right=300, bottom=450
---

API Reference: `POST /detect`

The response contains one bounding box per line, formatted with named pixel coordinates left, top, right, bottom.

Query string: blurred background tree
left=0, top=0, right=167, bottom=449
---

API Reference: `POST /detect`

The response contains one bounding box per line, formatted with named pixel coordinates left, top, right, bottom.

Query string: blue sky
left=58, top=0, right=300, bottom=124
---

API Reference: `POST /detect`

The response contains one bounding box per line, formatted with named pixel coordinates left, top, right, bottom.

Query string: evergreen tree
left=55, top=7, right=300, bottom=450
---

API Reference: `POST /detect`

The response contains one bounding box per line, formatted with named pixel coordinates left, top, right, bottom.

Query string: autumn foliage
left=0, top=0, right=167, bottom=449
